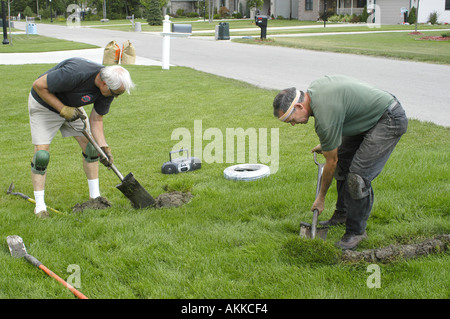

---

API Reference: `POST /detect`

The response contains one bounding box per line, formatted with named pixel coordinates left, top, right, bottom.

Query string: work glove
left=100, top=146, right=114, bottom=167
left=59, top=106, right=86, bottom=122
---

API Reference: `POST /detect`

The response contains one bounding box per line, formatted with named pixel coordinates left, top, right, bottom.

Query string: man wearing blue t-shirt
left=273, top=75, right=408, bottom=249
left=28, top=58, right=135, bottom=218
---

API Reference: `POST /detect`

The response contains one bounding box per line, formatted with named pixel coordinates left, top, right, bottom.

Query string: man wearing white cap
left=273, top=75, right=408, bottom=250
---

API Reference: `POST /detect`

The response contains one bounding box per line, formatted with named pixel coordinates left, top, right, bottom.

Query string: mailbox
left=255, top=15, right=268, bottom=39
left=171, top=24, right=192, bottom=34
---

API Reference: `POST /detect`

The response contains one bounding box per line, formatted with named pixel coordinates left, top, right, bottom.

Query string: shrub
left=187, top=12, right=199, bottom=18
left=428, top=11, right=439, bottom=24
left=23, top=6, right=34, bottom=17
left=176, top=8, right=185, bottom=17
left=408, top=7, right=417, bottom=24
left=147, top=0, right=163, bottom=25
left=219, top=6, right=229, bottom=18
left=360, top=6, right=369, bottom=23
left=232, top=12, right=242, bottom=19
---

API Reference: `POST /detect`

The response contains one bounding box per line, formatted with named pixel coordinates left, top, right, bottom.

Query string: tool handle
left=38, top=264, right=89, bottom=299
left=24, top=254, right=42, bottom=267
left=311, top=209, right=319, bottom=239
left=76, top=118, right=124, bottom=181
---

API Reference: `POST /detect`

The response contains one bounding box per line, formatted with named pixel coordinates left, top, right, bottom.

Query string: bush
left=219, top=6, right=229, bottom=18
left=408, top=7, right=416, bottom=24
left=428, top=11, right=439, bottom=24
left=176, top=8, right=185, bottom=17
left=232, top=12, right=242, bottom=19
left=360, top=6, right=369, bottom=23
left=147, top=0, right=163, bottom=25
left=187, top=12, right=199, bottom=18
left=23, top=6, right=34, bottom=17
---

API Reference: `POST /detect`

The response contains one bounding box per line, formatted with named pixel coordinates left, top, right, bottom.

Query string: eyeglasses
left=109, top=88, right=122, bottom=98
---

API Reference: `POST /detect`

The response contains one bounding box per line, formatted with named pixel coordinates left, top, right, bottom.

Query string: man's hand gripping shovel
left=72, top=111, right=156, bottom=209
left=299, top=152, right=329, bottom=240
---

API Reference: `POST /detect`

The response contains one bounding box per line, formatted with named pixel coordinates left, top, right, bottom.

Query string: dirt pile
left=72, top=192, right=193, bottom=212
left=72, top=196, right=112, bottom=213
left=341, top=234, right=450, bottom=263
left=154, top=191, right=193, bottom=208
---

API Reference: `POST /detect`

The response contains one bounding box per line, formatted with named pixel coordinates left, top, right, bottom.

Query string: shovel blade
left=116, top=173, right=156, bottom=209
left=6, top=235, right=28, bottom=258
left=299, top=222, right=328, bottom=240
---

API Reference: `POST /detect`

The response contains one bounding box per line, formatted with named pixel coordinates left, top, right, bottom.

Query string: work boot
left=319, top=210, right=346, bottom=226
left=35, top=210, right=50, bottom=219
left=335, top=231, right=368, bottom=250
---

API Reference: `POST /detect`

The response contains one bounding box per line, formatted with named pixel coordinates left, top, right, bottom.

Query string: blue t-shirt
left=31, top=58, right=113, bottom=115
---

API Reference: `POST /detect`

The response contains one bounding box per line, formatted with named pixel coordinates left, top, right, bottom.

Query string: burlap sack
left=121, top=40, right=136, bottom=65
left=103, top=40, right=120, bottom=65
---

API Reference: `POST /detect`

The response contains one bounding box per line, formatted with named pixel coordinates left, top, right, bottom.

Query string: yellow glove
left=100, top=146, right=114, bottom=167
left=59, top=106, right=85, bottom=122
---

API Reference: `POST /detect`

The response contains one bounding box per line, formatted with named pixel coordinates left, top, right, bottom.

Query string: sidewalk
left=0, top=48, right=163, bottom=66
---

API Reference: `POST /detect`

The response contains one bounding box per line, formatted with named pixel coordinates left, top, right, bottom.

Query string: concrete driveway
left=4, top=21, right=449, bottom=127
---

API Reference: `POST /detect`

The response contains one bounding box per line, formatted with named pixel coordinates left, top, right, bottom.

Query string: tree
left=146, top=0, right=162, bottom=25
left=247, top=0, right=263, bottom=10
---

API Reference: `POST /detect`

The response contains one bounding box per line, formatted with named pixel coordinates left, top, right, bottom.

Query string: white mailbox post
left=160, top=15, right=191, bottom=70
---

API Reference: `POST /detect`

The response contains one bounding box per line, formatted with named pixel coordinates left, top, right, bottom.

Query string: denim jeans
left=334, top=101, right=408, bottom=235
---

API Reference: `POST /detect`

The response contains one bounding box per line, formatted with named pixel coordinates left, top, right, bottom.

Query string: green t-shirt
left=307, top=75, right=394, bottom=151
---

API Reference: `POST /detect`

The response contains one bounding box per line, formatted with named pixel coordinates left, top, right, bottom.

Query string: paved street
left=3, top=21, right=449, bottom=126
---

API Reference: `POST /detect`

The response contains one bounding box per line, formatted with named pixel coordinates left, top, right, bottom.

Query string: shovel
left=299, top=152, right=329, bottom=240
left=7, top=182, right=64, bottom=216
left=6, top=235, right=88, bottom=299
left=72, top=117, right=155, bottom=209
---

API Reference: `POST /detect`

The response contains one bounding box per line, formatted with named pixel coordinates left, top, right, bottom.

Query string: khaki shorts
left=28, top=93, right=91, bottom=145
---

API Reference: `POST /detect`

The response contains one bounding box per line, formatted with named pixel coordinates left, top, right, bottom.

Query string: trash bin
left=215, top=22, right=230, bottom=40
left=27, top=23, right=37, bottom=35
left=134, top=22, right=141, bottom=32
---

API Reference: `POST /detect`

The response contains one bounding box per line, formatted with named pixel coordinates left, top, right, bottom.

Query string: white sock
left=34, top=190, right=46, bottom=213
left=88, top=178, right=101, bottom=199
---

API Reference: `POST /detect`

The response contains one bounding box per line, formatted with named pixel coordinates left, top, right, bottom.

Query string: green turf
left=0, top=64, right=448, bottom=299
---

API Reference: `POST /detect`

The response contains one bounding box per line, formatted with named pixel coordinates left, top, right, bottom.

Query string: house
left=415, top=0, right=450, bottom=24
left=168, top=0, right=450, bottom=24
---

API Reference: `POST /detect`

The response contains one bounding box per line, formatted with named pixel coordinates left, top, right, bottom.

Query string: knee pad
left=82, top=142, right=99, bottom=163
left=347, top=173, right=370, bottom=200
left=31, top=150, right=50, bottom=175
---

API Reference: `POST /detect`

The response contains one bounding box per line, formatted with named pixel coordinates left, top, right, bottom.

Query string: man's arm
left=32, top=74, right=65, bottom=113
left=311, top=147, right=338, bottom=214
left=32, top=74, right=81, bottom=122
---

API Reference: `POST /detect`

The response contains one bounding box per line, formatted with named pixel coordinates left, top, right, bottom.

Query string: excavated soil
left=341, top=234, right=450, bottom=263
left=154, top=191, right=193, bottom=208
left=72, top=192, right=192, bottom=212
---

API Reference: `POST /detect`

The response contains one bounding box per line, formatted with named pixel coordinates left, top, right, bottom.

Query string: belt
left=387, top=97, right=399, bottom=112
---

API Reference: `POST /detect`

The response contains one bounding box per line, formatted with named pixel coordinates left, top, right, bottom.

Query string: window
left=357, top=0, right=367, bottom=8
left=306, top=0, right=313, bottom=11
left=446, top=0, right=450, bottom=10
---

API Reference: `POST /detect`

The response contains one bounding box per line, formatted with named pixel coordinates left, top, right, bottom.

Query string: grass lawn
left=234, top=31, right=450, bottom=64
left=0, top=34, right=99, bottom=53
left=0, top=63, right=448, bottom=299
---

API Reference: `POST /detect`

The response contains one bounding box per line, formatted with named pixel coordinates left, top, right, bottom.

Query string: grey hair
left=100, top=65, right=135, bottom=94
left=273, top=87, right=298, bottom=117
